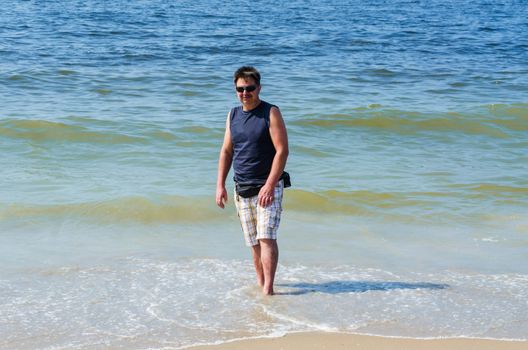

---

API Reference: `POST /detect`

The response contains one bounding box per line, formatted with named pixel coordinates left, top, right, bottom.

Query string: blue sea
left=1, top=0, right=527, bottom=348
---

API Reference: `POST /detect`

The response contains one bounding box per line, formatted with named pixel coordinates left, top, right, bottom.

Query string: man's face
left=235, top=77, right=261, bottom=105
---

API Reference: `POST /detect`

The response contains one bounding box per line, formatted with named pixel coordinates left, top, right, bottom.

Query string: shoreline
left=186, top=332, right=528, bottom=350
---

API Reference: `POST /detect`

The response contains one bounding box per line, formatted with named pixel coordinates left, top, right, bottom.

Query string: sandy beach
left=188, top=332, right=528, bottom=350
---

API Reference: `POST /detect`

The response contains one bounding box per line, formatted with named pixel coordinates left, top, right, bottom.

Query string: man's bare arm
left=216, top=112, right=234, bottom=209
left=258, top=106, right=289, bottom=207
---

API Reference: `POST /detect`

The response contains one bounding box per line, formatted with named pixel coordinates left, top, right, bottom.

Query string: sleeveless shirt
left=230, top=101, right=276, bottom=185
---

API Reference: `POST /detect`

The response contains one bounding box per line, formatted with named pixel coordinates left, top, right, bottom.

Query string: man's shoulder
left=229, top=105, right=242, bottom=119
left=259, top=101, right=280, bottom=119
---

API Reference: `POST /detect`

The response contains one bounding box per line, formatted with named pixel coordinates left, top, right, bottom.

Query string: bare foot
left=262, top=286, right=274, bottom=295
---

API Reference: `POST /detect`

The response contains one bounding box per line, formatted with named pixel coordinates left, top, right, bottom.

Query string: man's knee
left=258, top=238, right=277, bottom=247
left=258, top=239, right=278, bottom=256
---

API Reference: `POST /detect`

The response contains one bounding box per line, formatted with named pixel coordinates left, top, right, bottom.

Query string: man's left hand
left=258, top=184, right=275, bottom=207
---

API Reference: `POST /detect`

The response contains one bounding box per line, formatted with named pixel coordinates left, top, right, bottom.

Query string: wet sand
left=188, top=332, right=528, bottom=350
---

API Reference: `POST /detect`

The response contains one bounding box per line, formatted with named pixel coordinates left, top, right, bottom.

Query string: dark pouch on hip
left=281, top=171, right=291, bottom=188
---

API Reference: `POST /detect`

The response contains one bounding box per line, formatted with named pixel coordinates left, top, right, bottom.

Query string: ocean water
left=1, top=0, right=528, bottom=348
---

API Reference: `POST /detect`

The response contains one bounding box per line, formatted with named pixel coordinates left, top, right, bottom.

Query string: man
left=216, top=66, right=289, bottom=296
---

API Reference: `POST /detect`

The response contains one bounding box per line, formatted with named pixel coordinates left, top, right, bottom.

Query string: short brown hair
left=233, top=66, right=261, bottom=85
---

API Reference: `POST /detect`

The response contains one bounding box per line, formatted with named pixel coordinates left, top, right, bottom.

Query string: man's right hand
left=216, top=186, right=228, bottom=209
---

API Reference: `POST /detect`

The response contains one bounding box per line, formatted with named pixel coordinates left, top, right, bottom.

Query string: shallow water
left=1, top=0, right=528, bottom=348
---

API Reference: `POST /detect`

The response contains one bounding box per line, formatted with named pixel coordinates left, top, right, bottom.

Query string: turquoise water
left=1, top=0, right=528, bottom=348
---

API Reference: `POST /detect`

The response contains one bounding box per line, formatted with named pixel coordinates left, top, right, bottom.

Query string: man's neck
left=242, top=99, right=261, bottom=112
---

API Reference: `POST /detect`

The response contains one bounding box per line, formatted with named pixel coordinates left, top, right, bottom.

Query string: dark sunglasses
left=235, top=85, right=257, bottom=93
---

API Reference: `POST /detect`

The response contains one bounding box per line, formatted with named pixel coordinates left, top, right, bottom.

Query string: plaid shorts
left=234, top=180, right=284, bottom=246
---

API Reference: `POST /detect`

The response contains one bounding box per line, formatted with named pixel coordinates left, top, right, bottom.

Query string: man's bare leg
left=259, top=239, right=279, bottom=295
left=251, top=244, right=265, bottom=288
